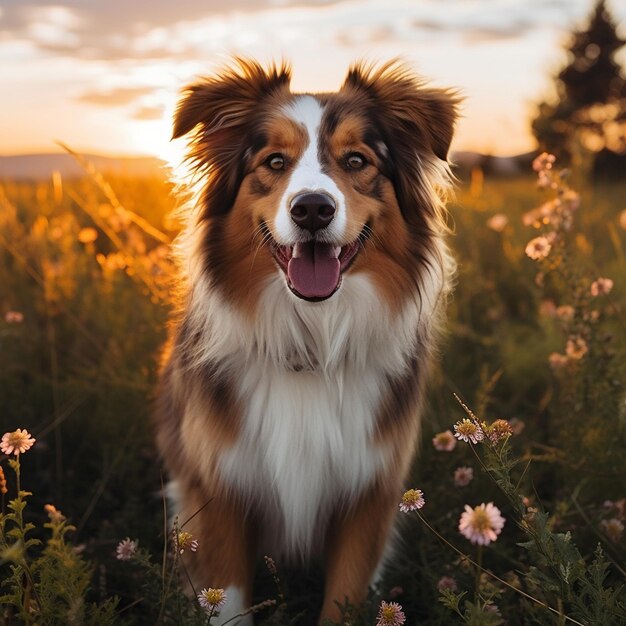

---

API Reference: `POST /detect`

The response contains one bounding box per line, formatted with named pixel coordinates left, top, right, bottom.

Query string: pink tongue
left=287, top=241, right=340, bottom=298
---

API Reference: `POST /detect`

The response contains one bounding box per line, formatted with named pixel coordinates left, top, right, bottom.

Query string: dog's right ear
left=172, top=58, right=291, bottom=141
left=172, top=59, right=291, bottom=216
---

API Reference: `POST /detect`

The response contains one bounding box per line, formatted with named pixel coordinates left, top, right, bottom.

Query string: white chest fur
left=186, top=271, right=444, bottom=558
left=219, top=357, right=387, bottom=557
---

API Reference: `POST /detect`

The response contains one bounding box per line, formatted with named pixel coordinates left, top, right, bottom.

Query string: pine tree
left=531, top=0, right=626, bottom=166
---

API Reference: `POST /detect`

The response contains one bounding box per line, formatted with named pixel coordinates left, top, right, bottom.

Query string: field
left=1, top=159, right=625, bottom=625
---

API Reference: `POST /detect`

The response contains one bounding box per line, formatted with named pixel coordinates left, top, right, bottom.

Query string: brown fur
left=156, top=58, right=459, bottom=624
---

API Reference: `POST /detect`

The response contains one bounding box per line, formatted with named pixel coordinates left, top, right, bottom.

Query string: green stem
left=416, top=511, right=585, bottom=626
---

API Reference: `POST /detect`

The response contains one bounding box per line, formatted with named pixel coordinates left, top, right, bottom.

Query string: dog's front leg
left=320, top=480, right=399, bottom=624
left=179, top=483, right=257, bottom=626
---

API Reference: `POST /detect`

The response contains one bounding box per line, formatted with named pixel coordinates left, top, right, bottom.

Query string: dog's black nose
left=290, top=192, right=336, bottom=233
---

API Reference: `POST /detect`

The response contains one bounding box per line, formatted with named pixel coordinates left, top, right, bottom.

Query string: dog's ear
left=172, top=59, right=291, bottom=216
left=172, top=58, right=291, bottom=140
left=343, top=61, right=460, bottom=161
left=342, top=61, right=460, bottom=230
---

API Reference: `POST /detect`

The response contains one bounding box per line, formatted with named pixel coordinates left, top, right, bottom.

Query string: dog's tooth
left=334, top=247, right=341, bottom=257
left=292, top=243, right=303, bottom=259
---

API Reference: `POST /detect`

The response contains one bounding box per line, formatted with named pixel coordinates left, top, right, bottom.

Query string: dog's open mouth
left=268, top=234, right=362, bottom=302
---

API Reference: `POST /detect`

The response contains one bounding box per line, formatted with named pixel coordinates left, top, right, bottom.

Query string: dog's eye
left=346, top=153, right=366, bottom=170
left=267, top=154, right=285, bottom=171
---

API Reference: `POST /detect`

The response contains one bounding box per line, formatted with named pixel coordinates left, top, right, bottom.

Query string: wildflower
left=116, top=538, right=138, bottom=560
left=603, top=499, right=625, bottom=520
left=1, top=428, right=36, bottom=455
left=561, top=189, right=580, bottom=213
left=432, top=430, right=457, bottom=452
left=4, top=311, right=24, bottom=324
left=549, top=352, right=569, bottom=369
left=600, top=518, right=624, bottom=543
left=78, top=227, right=98, bottom=243
left=437, top=576, right=458, bottom=592
left=555, top=305, right=575, bottom=321
left=532, top=152, right=556, bottom=173
left=0, top=466, right=7, bottom=494
left=590, top=277, right=614, bottom=297
left=399, top=489, right=425, bottom=513
left=44, top=504, right=66, bottom=523
left=376, top=600, right=406, bottom=626
left=565, top=336, right=588, bottom=360
left=484, top=603, right=503, bottom=623
left=486, top=214, right=508, bottom=232
left=503, top=571, right=522, bottom=589
left=175, top=530, right=198, bottom=554
left=198, top=588, right=227, bottom=612
left=453, top=419, right=484, bottom=444
left=485, top=419, right=513, bottom=443
left=458, top=502, right=505, bottom=546
left=454, top=466, right=474, bottom=487
left=525, top=235, right=552, bottom=261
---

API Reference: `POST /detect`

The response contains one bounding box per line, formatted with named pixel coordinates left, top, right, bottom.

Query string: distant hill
left=452, top=151, right=537, bottom=177
left=0, top=153, right=167, bottom=180
left=0, top=150, right=539, bottom=182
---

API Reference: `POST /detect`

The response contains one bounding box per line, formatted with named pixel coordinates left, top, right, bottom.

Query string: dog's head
left=173, top=59, right=459, bottom=310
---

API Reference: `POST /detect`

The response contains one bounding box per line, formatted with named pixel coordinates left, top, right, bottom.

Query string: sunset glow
left=2, top=0, right=625, bottom=165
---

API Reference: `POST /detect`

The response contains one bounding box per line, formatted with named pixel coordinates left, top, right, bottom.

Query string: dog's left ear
left=343, top=61, right=460, bottom=161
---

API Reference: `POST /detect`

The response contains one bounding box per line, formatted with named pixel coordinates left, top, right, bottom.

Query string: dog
left=155, top=58, right=458, bottom=625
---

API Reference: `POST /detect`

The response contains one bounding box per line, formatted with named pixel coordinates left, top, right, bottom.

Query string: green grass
left=0, top=162, right=625, bottom=624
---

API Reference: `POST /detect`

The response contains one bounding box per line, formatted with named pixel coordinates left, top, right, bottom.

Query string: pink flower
left=532, top=152, right=556, bottom=173
left=1, top=429, right=36, bottom=455
left=459, top=502, right=505, bottom=546
left=198, top=587, right=227, bottom=612
left=116, top=538, right=138, bottom=560
left=486, top=214, right=508, bottom=232
left=590, top=277, right=614, bottom=297
left=454, top=466, right=474, bottom=487
left=603, top=499, right=625, bottom=520
left=484, top=419, right=513, bottom=444
left=399, top=489, right=425, bottom=513
left=376, top=601, right=406, bottom=626
left=437, top=576, right=458, bottom=592
left=549, top=352, right=569, bottom=369
left=555, top=305, right=575, bottom=321
left=565, top=336, right=588, bottom=360
left=174, top=530, right=198, bottom=554
left=525, top=236, right=552, bottom=261
left=432, top=430, right=457, bottom=452
left=4, top=311, right=24, bottom=324
left=454, top=419, right=484, bottom=444
left=600, top=518, right=624, bottom=543
left=44, top=504, right=66, bottom=524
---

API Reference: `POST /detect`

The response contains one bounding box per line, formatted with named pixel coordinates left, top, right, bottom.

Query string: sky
left=1, top=0, right=625, bottom=164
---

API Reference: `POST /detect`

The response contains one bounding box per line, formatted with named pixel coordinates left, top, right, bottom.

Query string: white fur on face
left=273, top=95, right=347, bottom=244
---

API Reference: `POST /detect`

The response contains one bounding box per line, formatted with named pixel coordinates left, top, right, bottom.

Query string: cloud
left=1, top=0, right=623, bottom=64
left=78, top=86, right=156, bottom=107
left=132, top=104, right=166, bottom=120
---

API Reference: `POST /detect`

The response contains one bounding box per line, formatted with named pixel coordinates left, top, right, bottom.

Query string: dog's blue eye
left=346, top=153, right=366, bottom=170
left=267, top=154, right=285, bottom=171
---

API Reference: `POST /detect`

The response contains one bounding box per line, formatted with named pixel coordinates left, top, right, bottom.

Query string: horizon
left=2, top=0, right=625, bottom=166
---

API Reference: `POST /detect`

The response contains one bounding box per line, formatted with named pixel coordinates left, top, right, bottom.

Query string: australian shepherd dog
left=155, top=59, right=459, bottom=625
